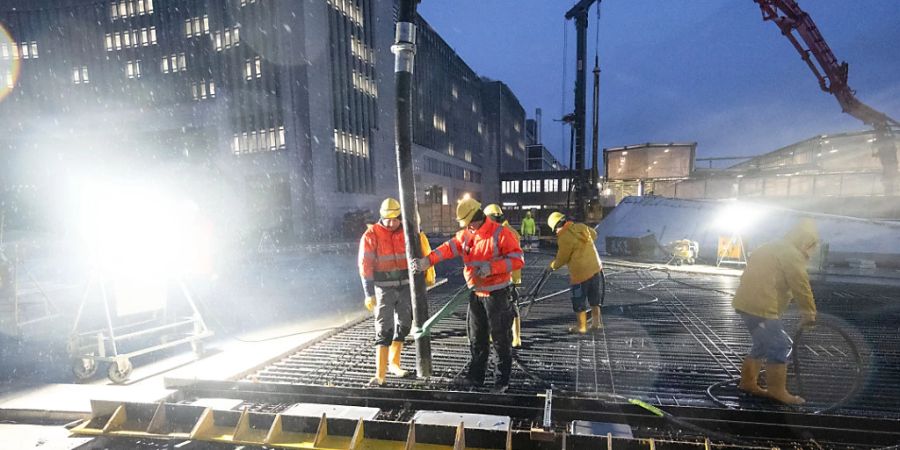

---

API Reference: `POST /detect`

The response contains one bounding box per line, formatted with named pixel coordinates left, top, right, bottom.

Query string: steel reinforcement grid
left=243, top=252, right=900, bottom=420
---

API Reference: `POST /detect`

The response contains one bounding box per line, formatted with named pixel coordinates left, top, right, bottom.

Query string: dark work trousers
left=373, top=285, right=412, bottom=347
left=466, top=287, right=515, bottom=386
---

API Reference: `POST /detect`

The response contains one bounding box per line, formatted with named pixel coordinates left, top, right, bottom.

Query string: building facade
left=526, top=144, right=564, bottom=171
left=0, top=0, right=529, bottom=242
left=481, top=79, right=526, bottom=200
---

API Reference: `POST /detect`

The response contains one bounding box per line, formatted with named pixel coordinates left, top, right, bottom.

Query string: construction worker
left=733, top=218, right=818, bottom=405
left=412, top=198, right=524, bottom=392
left=520, top=210, right=537, bottom=250
left=358, top=198, right=433, bottom=386
left=484, top=204, right=523, bottom=348
left=547, top=212, right=603, bottom=333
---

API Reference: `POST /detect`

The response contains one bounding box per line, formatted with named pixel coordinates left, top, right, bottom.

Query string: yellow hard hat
left=456, top=198, right=482, bottom=227
left=380, top=198, right=401, bottom=219
left=483, top=203, right=503, bottom=218
left=547, top=211, right=566, bottom=230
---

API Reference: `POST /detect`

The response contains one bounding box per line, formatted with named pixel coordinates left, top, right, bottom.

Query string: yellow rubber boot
left=568, top=311, right=588, bottom=334
left=591, top=306, right=603, bottom=330
left=764, top=363, right=805, bottom=405
left=737, top=357, right=767, bottom=396
left=388, top=341, right=408, bottom=377
left=511, top=316, right=522, bottom=348
left=369, top=345, right=388, bottom=386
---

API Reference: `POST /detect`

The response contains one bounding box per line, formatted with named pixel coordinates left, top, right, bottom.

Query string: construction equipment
left=666, top=239, right=699, bottom=266
left=67, top=276, right=212, bottom=383
left=754, top=0, right=899, bottom=193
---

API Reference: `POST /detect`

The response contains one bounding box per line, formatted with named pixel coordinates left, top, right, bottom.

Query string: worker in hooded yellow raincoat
left=732, top=218, right=818, bottom=405
left=546, top=212, right=603, bottom=333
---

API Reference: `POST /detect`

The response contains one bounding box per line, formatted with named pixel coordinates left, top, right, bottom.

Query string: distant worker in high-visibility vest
left=412, top=198, right=524, bottom=393
left=520, top=210, right=537, bottom=250
left=732, top=218, right=818, bottom=405
left=547, top=212, right=603, bottom=333
left=358, top=198, right=434, bottom=386
left=484, top=204, right=523, bottom=348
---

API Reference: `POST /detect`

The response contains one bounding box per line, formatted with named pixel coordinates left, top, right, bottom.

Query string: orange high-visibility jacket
left=427, top=219, right=524, bottom=296
left=358, top=223, right=432, bottom=297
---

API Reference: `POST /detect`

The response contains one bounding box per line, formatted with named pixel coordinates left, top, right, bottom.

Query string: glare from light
left=0, top=24, right=21, bottom=103
left=713, top=202, right=766, bottom=234
left=461, top=192, right=471, bottom=201
left=76, top=179, right=211, bottom=282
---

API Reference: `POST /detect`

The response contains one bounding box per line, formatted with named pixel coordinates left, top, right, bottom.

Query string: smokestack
left=535, top=108, right=542, bottom=144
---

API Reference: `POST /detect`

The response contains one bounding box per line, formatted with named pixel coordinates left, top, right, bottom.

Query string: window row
left=72, top=66, right=90, bottom=84
left=0, top=42, right=38, bottom=60
left=334, top=130, right=370, bottom=158
left=2, top=69, right=13, bottom=89
left=244, top=56, right=261, bottom=80
left=161, top=53, right=187, bottom=73
left=191, top=79, right=216, bottom=100
left=105, top=27, right=157, bottom=51
left=110, top=0, right=154, bottom=20
left=184, top=15, right=211, bottom=38
left=352, top=71, right=377, bottom=97
left=232, top=126, right=286, bottom=155
left=327, top=0, right=364, bottom=27
left=350, top=37, right=374, bottom=64
left=214, top=27, right=241, bottom=51
left=125, top=60, right=142, bottom=79
left=424, top=157, right=482, bottom=183
left=240, top=0, right=258, bottom=6
left=501, top=178, right=571, bottom=194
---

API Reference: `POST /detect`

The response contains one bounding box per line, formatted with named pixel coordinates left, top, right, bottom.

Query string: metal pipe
left=572, top=8, right=588, bottom=220
left=393, top=0, right=432, bottom=378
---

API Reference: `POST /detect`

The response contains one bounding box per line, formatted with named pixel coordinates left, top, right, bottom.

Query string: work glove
left=364, top=296, right=376, bottom=312
left=411, top=256, right=431, bottom=273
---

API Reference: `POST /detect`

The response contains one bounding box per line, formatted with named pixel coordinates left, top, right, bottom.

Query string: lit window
left=141, top=28, right=148, bottom=45
left=126, top=60, right=141, bottom=79
left=73, top=65, right=89, bottom=84
left=203, top=15, right=209, bottom=33
left=20, top=43, right=28, bottom=59
left=208, top=81, right=215, bottom=97
left=452, top=85, right=458, bottom=99
left=30, top=42, right=38, bottom=58
left=5, top=69, right=14, bottom=89
left=150, top=27, right=157, bottom=44
left=214, top=32, right=222, bottom=51
left=161, top=57, right=169, bottom=73
left=118, top=2, right=126, bottom=17
left=465, top=150, right=472, bottom=163
left=114, top=33, right=122, bottom=50
left=123, top=32, right=131, bottom=47
left=178, top=53, right=186, bottom=71
left=0, top=44, right=8, bottom=59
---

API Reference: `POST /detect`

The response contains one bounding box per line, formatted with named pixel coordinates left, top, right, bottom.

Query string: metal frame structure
left=68, top=275, right=212, bottom=383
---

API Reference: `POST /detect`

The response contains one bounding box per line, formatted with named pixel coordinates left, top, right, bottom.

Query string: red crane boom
left=753, top=0, right=898, bottom=192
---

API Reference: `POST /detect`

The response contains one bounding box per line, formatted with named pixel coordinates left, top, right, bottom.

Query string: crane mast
left=754, top=0, right=899, bottom=193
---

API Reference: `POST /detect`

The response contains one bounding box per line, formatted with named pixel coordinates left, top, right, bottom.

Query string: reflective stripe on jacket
left=428, top=219, right=524, bottom=296
left=358, top=223, right=410, bottom=297
left=550, top=221, right=602, bottom=284
left=732, top=221, right=818, bottom=319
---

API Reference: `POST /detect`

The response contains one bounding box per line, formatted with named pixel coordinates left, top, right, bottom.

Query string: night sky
left=418, top=0, right=900, bottom=168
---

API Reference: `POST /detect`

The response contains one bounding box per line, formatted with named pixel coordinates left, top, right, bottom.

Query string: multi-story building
left=0, top=0, right=399, bottom=242
left=526, top=145, right=564, bottom=171
left=481, top=78, right=526, bottom=200
left=411, top=16, right=487, bottom=207
left=0, top=0, right=528, bottom=241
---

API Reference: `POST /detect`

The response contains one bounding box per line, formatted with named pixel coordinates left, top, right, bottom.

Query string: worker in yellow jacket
left=732, top=218, right=818, bottom=405
left=546, top=212, right=603, bottom=333
left=484, top=204, right=523, bottom=347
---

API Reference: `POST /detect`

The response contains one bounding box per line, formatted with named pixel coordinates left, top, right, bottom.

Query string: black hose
left=791, top=320, right=864, bottom=414
left=705, top=320, right=864, bottom=415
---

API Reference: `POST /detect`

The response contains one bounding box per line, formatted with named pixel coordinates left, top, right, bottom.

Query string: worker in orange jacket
left=412, top=198, right=524, bottom=393
left=359, top=198, right=433, bottom=386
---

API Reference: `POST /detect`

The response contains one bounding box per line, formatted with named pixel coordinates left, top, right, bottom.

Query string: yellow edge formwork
left=70, top=400, right=777, bottom=450
left=70, top=400, right=497, bottom=450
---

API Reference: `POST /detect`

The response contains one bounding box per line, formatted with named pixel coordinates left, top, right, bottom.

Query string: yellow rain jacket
left=501, top=220, right=522, bottom=285
left=732, top=219, right=818, bottom=319
left=420, top=232, right=436, bottom=287
left=550, top=221, right=602, bottom=284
